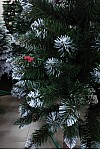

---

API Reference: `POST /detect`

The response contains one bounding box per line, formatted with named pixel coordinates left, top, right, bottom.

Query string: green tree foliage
left=3, top=0, right=100, bottom=148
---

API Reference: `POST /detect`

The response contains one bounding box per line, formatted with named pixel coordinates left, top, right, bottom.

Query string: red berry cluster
left=24, top=56, right=35, bottom=62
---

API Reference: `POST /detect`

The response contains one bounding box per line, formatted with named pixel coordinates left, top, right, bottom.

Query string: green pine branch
left=14, top=114, right=32, bottom=128
left=79, top=104, right=100, bottom=148
left=31, top=124, right=50, bottom=147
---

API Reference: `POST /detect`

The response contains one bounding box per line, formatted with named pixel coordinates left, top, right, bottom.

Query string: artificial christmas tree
left=0, top=20, right=12, bottom=93
left=3, top=0, right=100, bottom=148
left=0, top=19, right=12, bottom=112
left=0, top=20, right=12, bottom=78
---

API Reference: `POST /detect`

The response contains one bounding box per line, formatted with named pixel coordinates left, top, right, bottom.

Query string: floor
left=0, top=95, right=28, bottom=148
left=0, top=95, right=63, bottom=149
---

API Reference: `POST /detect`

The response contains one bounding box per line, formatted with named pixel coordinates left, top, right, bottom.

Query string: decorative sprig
left=44, top=57, right=62, bottom=77
left=54, top=35, right=76, bottom=57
